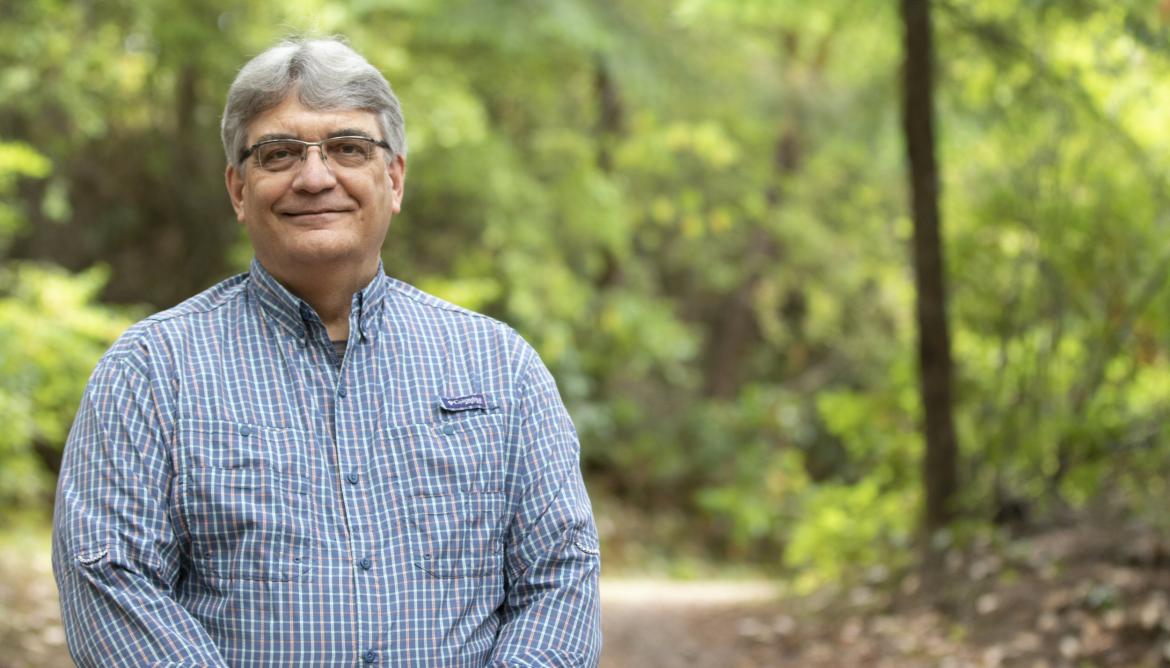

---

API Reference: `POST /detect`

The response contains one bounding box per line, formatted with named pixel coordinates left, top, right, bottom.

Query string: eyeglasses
left=240, top=136, right=391, bottom=172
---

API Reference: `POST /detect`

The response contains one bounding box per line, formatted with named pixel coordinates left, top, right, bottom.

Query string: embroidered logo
left=439, top=394, right=488, bottom=412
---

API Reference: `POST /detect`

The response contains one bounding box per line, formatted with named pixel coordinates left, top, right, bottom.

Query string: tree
left=900, top=0, right=959, bottom=542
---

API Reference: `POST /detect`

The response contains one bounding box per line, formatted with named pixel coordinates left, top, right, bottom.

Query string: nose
left=290, top=146, right=337, bottom=193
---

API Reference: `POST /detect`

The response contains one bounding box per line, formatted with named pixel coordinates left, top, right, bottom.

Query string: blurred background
left=5, top=0, right=1170, bottom=665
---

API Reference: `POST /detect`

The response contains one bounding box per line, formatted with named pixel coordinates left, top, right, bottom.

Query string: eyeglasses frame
left=239, top=136, right=393, bottom=171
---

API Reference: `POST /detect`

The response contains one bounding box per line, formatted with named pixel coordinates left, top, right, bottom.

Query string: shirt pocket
left=176, top=467, right=312, bottom=582
left=408, top=492, right=507, bottom=579
left=173, top=419, right=315, bottom=583
left=385, top=413, right=507, bottom=497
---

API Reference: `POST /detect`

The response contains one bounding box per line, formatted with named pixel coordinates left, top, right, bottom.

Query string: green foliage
left=784, top=478, right=917, bottom=594
left=0, top=141, right=51, bottom=251
left=692, top=389, right=813, bottom=558
left=0, top=264, right=135, bottom=513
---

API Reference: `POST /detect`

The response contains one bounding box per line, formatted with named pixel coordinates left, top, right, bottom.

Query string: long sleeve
left=488, top=352, right=602, bottom=667
left=52, top=356, right=227, bottom=667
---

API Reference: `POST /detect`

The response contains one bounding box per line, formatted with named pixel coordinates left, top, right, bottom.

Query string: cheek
left=244, top=183, right=282, bottom=215
left=351, top=179, right=390, bottom=215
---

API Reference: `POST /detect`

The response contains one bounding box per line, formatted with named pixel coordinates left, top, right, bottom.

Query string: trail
left=600, top=579, right=784, bottom=668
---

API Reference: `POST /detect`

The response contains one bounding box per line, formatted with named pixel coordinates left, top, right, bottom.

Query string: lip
left=279, top=209, right=353, bottom=223
left=281, top=209, right=351, bottom=216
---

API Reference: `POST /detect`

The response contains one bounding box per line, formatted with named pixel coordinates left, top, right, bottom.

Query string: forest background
left=5, top=0, right=1170, bottom=653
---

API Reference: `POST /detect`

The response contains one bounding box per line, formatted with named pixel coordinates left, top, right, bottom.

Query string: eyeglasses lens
left=324, top=139, right=374, bottom=167
left=257, top=143, right=303, bottom=171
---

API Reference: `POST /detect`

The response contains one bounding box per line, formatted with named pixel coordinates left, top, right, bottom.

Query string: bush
left=0, top=263, right=135, bottom=517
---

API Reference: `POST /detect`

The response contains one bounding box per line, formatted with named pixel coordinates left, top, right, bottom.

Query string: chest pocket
left=409, top=492, right=507, bottom=578
left=385, top=413, right=509, bottom=578
left=173, top=419, right=315, bottom=583
left=389, top=412, right=506, bottom=496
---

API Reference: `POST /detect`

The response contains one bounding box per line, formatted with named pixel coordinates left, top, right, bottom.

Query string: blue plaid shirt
left=52, top=260, right=602, bottom=667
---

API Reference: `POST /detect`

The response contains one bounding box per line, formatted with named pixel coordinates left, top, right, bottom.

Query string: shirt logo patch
left=439, top=394, right=487, bottom=412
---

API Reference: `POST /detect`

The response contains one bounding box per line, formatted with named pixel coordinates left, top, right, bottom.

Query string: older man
left=52, top=37, right=601, bottom=667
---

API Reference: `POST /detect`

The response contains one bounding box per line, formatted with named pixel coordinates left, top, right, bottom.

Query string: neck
left=262, top=257, right=378, bottom=342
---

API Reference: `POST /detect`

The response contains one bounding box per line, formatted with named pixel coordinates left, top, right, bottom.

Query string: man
left=52, top=37, right=602, bottom=667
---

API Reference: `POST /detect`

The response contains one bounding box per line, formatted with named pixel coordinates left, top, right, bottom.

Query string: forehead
left=247, top=95, right=380, bottom=142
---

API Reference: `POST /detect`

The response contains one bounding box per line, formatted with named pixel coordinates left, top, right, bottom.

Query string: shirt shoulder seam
left=139, top=281, right=245, bottom=326
left=102, top=281, right=246, bottom=364
left=384, top=279, right=507, bottom=327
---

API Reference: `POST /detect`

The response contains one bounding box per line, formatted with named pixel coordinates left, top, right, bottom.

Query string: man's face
left=226, top=95, right=406, bottom=281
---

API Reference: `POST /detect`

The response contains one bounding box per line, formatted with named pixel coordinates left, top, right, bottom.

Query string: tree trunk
left=900, top=0, right=960, bottom=542
left=594, top=55, right=626, bottom=289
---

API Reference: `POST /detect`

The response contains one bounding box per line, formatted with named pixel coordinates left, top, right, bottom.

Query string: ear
left=387, top=154, right=407, bottom=214
left=225, top=163, right=246, bottom=222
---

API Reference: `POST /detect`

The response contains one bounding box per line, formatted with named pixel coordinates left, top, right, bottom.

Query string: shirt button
left=338, top=387, right=348, bottom=398
left=363, top=650, right=378, bottom=664
left=358, top=557, right=372, bottom=571
left=346, top=472, right=359, bottom=485
left=238, top=425, right=251, bottom=437
left=441, top=424, right=456, bottom=436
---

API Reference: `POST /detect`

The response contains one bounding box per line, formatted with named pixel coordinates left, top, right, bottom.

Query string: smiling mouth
left=282, top=209, right=351, bottom=219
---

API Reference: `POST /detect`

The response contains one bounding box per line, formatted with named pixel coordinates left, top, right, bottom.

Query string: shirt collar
left=246, top=258, right=388, bottom=342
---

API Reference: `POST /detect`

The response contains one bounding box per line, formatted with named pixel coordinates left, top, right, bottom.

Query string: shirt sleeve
left=52, top=356, right=227, bottom=667
left=488, top=350, right=603, bottom=667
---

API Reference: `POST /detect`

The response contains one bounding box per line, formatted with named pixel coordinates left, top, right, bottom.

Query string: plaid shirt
left=52, top=260, right=602, bottom=667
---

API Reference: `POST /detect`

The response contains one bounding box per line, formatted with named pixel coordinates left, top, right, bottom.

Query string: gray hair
left=221, top=37, right=407, bottom=167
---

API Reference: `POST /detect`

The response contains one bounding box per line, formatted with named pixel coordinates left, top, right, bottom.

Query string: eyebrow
left=328, top=128, right=376, bottom=140
left=252, top=132, right=299, bottom=144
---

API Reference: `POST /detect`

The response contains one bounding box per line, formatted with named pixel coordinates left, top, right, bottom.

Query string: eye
left=257, top=142, right=303, bottom=169
left=326, top=138, right=374, bottom=167
left=332, top=140, right=364, bottom=155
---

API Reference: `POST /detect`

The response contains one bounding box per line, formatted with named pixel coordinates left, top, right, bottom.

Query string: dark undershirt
left=332, top=339, right=347, bottom=361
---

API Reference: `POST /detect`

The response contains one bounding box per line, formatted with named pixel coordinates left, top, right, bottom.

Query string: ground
left=607, top=520, right=1170, bottom=667
left=4, top=521, right=1170, bottom=667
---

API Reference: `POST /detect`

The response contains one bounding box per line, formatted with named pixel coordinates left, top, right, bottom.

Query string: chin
left=292, top=247, right=361, bottom=266
left=263, top=239, right=354, bottom=269
left=288, top=231, right=361, bottom=258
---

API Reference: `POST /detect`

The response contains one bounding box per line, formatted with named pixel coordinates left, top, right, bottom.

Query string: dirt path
left=600, top=578, right=985, bottom=668
left=600, top=579, right=783, bottom=667
left=0, top=531, right=68, bottom=668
